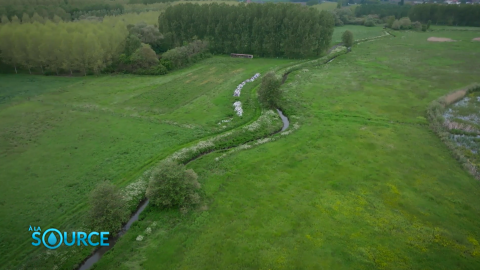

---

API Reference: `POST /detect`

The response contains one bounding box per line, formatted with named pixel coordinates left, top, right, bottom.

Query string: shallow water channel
left=78, top=109, right=290, bottom=269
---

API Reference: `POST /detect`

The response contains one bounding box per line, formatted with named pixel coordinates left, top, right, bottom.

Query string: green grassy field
left=0, top=57, right=299, bottom=269
left=332, top=25, right=385, bottom=44
left=91, top=29, right=480, bottom=270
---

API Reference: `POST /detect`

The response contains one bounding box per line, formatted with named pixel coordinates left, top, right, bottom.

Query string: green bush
left=412, top=21, right=422, bottom=31
left=364, top=18, right=375, bottom=27
left=161, top=40, right=209, bottom=70
left=385, top=15, right=395, bottom=28
left=342, top=30, right=354, bottom=47
left=146, top=161, right=201, bottom=212
left=258, top=71, right=282, bottom=109
left=87, top=181, right=129, bottom=234
left=399, top=17, right=411, bottom=29
left=391, top=19, right=401, bottom=30
left=133, top=64, right=168, bottom=75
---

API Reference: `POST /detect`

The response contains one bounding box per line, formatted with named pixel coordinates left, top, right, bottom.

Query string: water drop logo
left=42, top=228, right=63, bottom=249
left=30, top=225, right=110, bottom=249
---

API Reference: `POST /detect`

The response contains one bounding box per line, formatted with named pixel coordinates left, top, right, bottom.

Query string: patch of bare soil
left=473, top=37, right=480, bottom=42
left=445, top=89, right=467, bottom=105
left=428, top=37, right=456, bottom=42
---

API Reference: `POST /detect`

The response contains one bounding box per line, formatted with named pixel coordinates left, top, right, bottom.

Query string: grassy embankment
left=93, top=29, right=480, bottom=270
left=0, top=57, right=299, bottom=269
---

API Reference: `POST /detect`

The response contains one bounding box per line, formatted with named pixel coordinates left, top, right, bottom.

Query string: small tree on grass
left=342, top=30, right=354, bottom=48
left=258, top=71, right=282, bottom=109
left=87, top=181, right=129, bottom=234
left=146, top=161, right=201, bottom=213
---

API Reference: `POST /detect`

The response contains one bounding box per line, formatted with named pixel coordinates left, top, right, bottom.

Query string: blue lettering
left=35, top=227, right=41, bottom=232
left=29, top=225, right=33, bottom=231
left=64, top=232, right=76, bottom=246
left=88, top=232, right=99, bottom=246
left=100, top=232, right=109, bottom=246
left=77, top=232, right=88, bottom=246
left=32, top=232, right=41, bottom=246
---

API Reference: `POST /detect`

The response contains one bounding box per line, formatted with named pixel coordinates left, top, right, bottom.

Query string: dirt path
left=428, top=37, right=456, bottom=42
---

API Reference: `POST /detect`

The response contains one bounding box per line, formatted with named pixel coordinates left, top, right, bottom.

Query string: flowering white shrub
left=145, top=227, right=152, bottom=234
left=243, top=110, right=277, bottom=132
left=217, top=118, right=232, bottom=125
left=234, top=101, right=243, bottom=116
left=233, top=73, right=261, bottom=97
left=329, top=46, right=347, bottom=55
left=123, top=177, right=149, bottom=204
left=136, top=235, right=144, bottom=241
left=254, top=138, right=271, bottom=145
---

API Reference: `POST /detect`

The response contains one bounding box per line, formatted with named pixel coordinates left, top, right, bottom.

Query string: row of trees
left=354, top=3, right=480, bottom=26
left=355, top=4, right=412, bottom=19
left=161, top=40, right=210, bottom=70
left=158, top=3, right=335, bottom=58
left=0, top=0, right=125, bottom=21
left=409, top=4, right=480, bottom=26
left=0, top=20, right=128, bottom=75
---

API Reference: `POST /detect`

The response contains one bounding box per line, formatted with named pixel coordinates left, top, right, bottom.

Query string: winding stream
left=77, top=109, right=289, bottom=270
left=78, top=200, right=150, bottom=270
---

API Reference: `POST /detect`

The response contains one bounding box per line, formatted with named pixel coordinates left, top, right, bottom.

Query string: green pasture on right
left=93, top=29, right=480, bottom=270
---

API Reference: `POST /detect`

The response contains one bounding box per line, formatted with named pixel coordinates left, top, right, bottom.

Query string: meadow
left=90, top=29, right=480, bottom=270
left=0, top=57, right=298, bottom=269
left=332, top=25, right=385, bottom=44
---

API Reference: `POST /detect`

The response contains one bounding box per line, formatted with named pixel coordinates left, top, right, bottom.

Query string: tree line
left=158, top=3, right=335, bottom=58
left=0, top=0, right=125, bottom=22
left=354, top=3, right=480, bottom=26
left=355, top=4, right=411, bottom=19
left=409, top=4, right=480, bottom=26
left=0, top=20, right=128, bottom=75
left=0, top=16, right=211, bottom=76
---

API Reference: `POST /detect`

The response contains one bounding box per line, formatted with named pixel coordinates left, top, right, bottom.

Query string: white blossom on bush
left=136, top=235, right=144, bottom=241
left=243, top=110, right=277, bottom=131
left=233, top=73, right=261, bottom=97
left=234, top=101, right=243, bottom=116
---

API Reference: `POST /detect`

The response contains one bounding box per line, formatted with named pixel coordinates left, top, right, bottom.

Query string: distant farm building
left=231, top=53, right=254, bottom=59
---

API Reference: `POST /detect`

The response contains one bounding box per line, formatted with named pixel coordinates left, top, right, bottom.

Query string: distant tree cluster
left=355, top=4, right=412, bottom=19
left=158, top=3, right=335, bottom=58
left=161, top=40, right=211, bottom=70
left=0, top=20, right=128, bottom=75
left=332, top=8, right=365, bottom=26
left=0, top=0, right=125, bottom=22
left=409, top=4, right=480, bottom=26
left=355, top=3, right=480, bottom=27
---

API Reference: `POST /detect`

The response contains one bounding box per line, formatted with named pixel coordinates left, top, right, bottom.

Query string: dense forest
left=355, top=4, right=412, bottom=19
left=409, top=4, right=480, bottom=26
left=158, top=3, right=335, bottom=58
left=0, top=0, right=125, bottom=21
left=0, top=2, right=335, bottom=75
left=0, top=20, right=129, bottom=75
left=355, top=3, right=480, bottom=26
